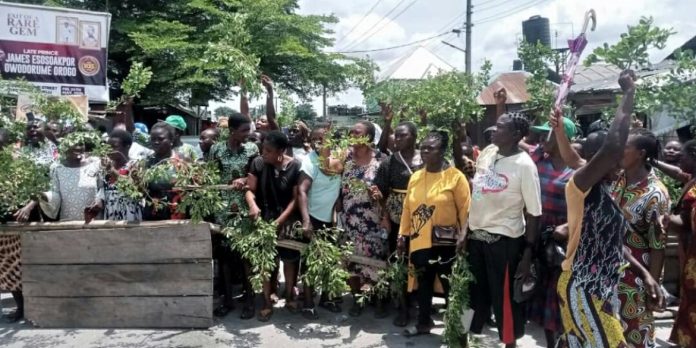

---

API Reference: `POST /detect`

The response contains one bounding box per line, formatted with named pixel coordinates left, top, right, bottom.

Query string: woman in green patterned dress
left=209, top=113, right=259, bottom=319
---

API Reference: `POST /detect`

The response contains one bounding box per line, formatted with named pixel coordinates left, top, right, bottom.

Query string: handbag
left=542, top=225, right=566, bottom=267
left=432, top=225, right=459, bottom=245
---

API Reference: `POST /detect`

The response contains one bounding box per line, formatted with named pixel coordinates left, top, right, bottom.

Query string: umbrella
left=548, top=9, right=596, bottom=141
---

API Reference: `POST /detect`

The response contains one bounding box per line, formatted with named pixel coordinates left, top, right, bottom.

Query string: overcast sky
left=211, top=0, right=696, bottom=116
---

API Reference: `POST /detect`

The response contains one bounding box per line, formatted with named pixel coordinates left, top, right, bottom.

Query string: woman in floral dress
left=341, top=121, right=387, bottom=317
left=610, top=128, right=669, bottom=348
left=668, top=139, right=696, bottom=347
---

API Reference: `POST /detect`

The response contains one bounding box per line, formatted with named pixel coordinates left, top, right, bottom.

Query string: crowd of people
left=0, top=71, right=695, bottom=348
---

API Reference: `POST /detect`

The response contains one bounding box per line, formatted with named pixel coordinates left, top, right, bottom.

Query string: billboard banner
left=0, top=2, right=111, bottom=102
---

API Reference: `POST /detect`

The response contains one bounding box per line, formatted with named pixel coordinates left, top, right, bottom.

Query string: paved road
left=0, top=294, right=676, bottom=347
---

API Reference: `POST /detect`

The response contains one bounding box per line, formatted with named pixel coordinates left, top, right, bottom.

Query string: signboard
left=0, top=2, right=111, bottom=102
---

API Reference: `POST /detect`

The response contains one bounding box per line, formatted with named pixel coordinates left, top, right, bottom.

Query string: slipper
left=240, top=305, right=255, bottom=320
left=213, top=304, right=232, bottom=317
left=319, top=301, right=342, bottom=313
left=302, top=307, right=319, bottom=320
left=348, top=302, right=363, bottom=317
left=270, top=293, right=280, bottom=304
left=285, top=301, right=301, bottom=314
left=393, top=313, right=409, bottom=327
left=403, top=326, right=431, bottom=337
left=257, top=308, right=273, bottom=322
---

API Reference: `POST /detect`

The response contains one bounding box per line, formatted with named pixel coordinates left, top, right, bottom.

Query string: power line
left=475, top=0, right=549, bottom=25
left=337, top=0, right=409, bottom=50
left=334, top=0, right=385, bottom=46
left=435, top=11, right=467, bottom=33
left=341, top=0, right=419, bottom=51
left=474, top=0, right=507, bottom=12
left=334, top=31, right=451, bottom=54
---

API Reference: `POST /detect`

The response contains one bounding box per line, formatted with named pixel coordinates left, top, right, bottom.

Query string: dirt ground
left=0, top=293, right=678, bottom=347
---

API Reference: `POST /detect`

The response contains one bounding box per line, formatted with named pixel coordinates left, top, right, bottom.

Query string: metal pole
left=322, top=84, right=327, bottom=118
left=465, top=0, right=472, bottom=74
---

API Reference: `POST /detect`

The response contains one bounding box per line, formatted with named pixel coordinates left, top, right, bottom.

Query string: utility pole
left=465, top=0, right=472, bottom=74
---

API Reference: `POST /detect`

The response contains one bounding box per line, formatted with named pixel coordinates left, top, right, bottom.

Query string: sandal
left=240, top=305, right=255, bottom=320
left=302, top=307, right=319, bottom=320
left=393, top=312, right=409, bottom=327
left=319, top=301, right=342, bottom=313
left=348, top=302, right=363, bottom=317
left=257, top=308, right=273, bottom=322
left=403, top=325, right=431, bottom=337
left=4, top=310, right=23, bottom=323
left=374, top=300, right=389, bottom=319
left=213, top=304, right=233, bottom=317
left=285, top=301, right=301, bottom=314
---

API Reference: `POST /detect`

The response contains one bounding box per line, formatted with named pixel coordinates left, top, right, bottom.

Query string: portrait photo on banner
left=56, top=16, right=78, bottom=45
left=79, top=21, right=100, bottom=50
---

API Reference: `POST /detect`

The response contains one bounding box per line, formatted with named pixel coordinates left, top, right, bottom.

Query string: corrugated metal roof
left=477, top=71, right=532, bottom=105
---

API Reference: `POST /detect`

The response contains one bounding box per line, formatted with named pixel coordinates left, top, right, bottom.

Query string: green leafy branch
left=223, top=217, right=278, bottom=293
left=357, top=252, right=408, bottom=305
left=0, top=149, right=50, bottom=219
left=443, top=254, right=475, bottom=347
left=518, top=40, right=556, bottom=118
left=300, top=226, right=354, bottom=299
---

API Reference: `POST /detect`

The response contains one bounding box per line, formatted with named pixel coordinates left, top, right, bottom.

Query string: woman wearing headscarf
left=287, top=120, right=311, bottom=161
left=340, top=121, right=388, bottom=317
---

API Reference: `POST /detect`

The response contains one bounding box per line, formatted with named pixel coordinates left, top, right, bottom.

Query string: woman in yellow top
left=398, top=130, right=471, bottom=337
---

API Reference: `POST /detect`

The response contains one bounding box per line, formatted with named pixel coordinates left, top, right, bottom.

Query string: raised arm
left=261, top=75, right=279, bottom=131
left=551, top=108, right=586, bottom=169
left=652, top=160, right=691, bottom=183
left=240, top=83, right=250, bottom=121
left=452, top=122, right=468, bottom=173
left=377, top=103, right=393, bottom=154
left=494, top=87, right=507, bottom=118
left=573, top=70, right=636, bottom=192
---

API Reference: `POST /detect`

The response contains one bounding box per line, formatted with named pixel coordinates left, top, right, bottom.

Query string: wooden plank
left=0, top=220, right=218, bottom=234
left=23, top=263, right=212, bottom=297
left=21, top=224, right=212, bottom=265
left=25, top=296, right=212, bottom=328
left=277, top=239, right=387, bottom=269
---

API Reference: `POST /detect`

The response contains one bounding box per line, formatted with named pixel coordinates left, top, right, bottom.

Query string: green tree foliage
left=213, top=106, right=237, bottom=117
left=362, top=61, right=491, bottom=129
left=294, top=102, right=317, bottom=123
left=584, top=16, right=696, bottom=119
left=35, top=0, right=375, bottom=105
left=585, top=17, right=675, bottom=70
left=518, top=40, right=556, bottom=118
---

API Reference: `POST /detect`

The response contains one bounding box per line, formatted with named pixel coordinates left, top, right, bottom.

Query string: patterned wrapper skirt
left=0, top=235, right=21, bottom=292
left=557, top=271, right=628, bottom=348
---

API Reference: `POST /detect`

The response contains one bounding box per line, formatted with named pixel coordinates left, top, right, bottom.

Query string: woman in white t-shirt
left=459, top=112, right=542, bottom=348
